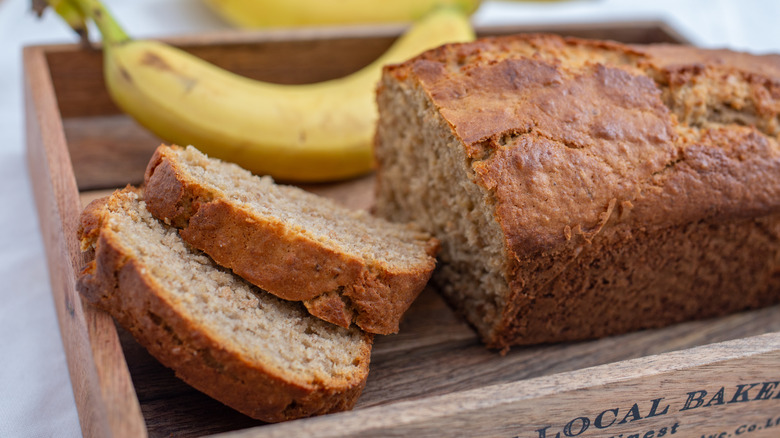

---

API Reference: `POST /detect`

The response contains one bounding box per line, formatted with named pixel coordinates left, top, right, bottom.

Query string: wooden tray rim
left=31, top=18, right=691, bottom=53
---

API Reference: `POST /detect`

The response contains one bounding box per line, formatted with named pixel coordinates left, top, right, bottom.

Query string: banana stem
left=44, top=0, right=88, bottom=36
left=70, top=0, right=130, bottom=46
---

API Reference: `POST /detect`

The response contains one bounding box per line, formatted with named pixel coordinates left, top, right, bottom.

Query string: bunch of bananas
left=202, top=0, right=481, bottom=28
left=43, top=0, right=476, bottom=182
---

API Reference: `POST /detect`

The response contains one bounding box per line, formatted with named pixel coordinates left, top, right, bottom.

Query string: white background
left=1, top=0, right=778, bottom=436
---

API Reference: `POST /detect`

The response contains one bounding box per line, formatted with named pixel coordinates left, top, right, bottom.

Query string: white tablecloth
left=2, top=0, right=778, bottom=436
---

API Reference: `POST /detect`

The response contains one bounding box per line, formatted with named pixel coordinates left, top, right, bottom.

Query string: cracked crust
left=144, top=145, right=439, bottom=335
left=77, top=189, right=372, bottom=422
left=375, top=34, right=780, bottom=348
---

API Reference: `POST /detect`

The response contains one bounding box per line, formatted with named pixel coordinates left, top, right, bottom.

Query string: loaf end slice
left=143, top=144, right=439, bottom=335
left=77, top=188, right=372, bottom=422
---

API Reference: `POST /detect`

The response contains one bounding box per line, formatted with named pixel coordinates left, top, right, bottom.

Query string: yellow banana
left=58, top=0, right=475, bottom=182
left=202, top=0, right=481, bottom=28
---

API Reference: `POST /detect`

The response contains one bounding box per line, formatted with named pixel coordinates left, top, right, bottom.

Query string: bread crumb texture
left=77, top=189, right=371, bottom=421
left=143, top=145, right=438, bottom=334
left=175, top=145, right=432, bottom=268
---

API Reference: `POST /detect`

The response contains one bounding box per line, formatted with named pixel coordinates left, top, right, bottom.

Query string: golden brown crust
left=379, top=34, right=780, bottom=348
left=180, top=199, right=365, bottom=302
left=487, top=214, right=780, bottom=348
left=304, top=291, right=355, bottom=328
left=144, top=145, right=438, bottom=334
left=76, top=192, right=371, bottom=422
left=633, top=43, right=780, bottom=79
left=392, top=35, right=780, bottom=254
left=387, top=34, right=780, bottom=251
left=77, top=196, right=109, bottom=251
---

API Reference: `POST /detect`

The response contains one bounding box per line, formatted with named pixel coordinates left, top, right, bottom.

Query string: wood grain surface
left=24, top=46, right=147, bottom=438
left=27, top=22, right=780, bottom=438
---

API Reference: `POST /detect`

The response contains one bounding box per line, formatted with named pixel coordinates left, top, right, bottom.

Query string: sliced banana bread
left=77, top=188, right=372, bottom=422
left=374, top=34, right=780, bottom=349
left=143, top=145, right=439, bottom=335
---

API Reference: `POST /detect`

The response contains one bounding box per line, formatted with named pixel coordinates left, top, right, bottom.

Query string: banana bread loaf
left=78, top=188, right=372, bottom=421
left=374, top=34, right=780, bottom=349
left=143, top=145, right=439, bottom=335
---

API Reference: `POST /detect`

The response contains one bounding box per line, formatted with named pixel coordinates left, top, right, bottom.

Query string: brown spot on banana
left=119, top=67, right=132, bottom=84
left=141, top=51, right=172, bottom=71
left=141, top=51, right=199, bottom=92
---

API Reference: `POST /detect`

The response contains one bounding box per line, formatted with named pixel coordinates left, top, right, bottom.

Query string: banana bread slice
left=143, top=145, right=439, bottom=335
left=77, top=188, right=372, bottom=422
left=374, top=34, right=780, bottom=349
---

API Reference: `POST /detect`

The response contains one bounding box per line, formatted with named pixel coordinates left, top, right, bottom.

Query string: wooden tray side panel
left=24, top=46, right=147, bottom=438
left=231, top=333, right=780, bottom=438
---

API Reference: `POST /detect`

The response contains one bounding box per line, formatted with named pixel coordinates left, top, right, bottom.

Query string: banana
left=53, top=0, right=475, bottom=182
left=202, top=0, right=481, bottom=28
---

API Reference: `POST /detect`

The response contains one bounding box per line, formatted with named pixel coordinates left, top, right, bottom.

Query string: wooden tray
left=24, top=21, right=780, bottom=438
